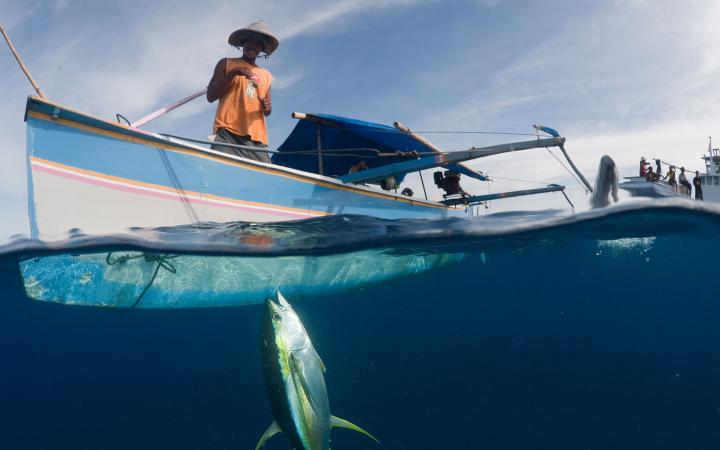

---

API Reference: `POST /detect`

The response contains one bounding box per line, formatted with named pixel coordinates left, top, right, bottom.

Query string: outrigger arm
left=338, top=136, right=565, bottom=184
left=441, top=184, right=567, bottom=206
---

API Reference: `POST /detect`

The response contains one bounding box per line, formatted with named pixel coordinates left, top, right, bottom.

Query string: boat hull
left=25, top=98, right=462, bottom=239
left=619, top=177, right=688, bottom=199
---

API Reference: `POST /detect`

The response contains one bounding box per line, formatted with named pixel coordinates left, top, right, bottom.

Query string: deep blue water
left=2, top=199, right=720, bottom=449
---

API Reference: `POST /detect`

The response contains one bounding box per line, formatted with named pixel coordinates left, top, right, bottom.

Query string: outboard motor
left=433, top=170, right=464, bottom=196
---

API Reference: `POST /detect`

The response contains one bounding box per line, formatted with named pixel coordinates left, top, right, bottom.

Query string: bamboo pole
left=0, top=24, right=46, bottom=98
left=131, top=89, right=207, bottom=128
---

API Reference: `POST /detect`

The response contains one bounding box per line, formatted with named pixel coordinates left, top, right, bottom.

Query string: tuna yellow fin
left=254, top=420, right=281, bottom=450
left=331, top=415, right=380, bottom=444
left=315, top=350, right=326, bottom=373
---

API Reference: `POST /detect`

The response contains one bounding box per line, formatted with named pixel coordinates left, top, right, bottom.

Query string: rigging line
left=489, top=175, right=550, bottom=185
left=413, top=131, right=538, bottom=136
left=285, top=126, right=542, bottom=136
left=301, top=128, right=540, bottom=136
left=157, top=147, right=200, bottom=223
left=418, top=171, right=428, bottom=200
left=160, top=134, right=447, bottom=157
left=545, top=147, right=588, bottom=193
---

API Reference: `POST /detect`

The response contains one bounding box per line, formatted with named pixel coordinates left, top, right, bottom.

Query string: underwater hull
left=25, top=97, right=462, bottom=240
left=19, top=250, right=466, bottom=308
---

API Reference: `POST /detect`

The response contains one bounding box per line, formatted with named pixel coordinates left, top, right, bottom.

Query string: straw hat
left=228, top=21, right=279, bottom=55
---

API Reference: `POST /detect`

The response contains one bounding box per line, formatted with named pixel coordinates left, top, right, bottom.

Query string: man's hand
left=232, top=68, right=260, bottom=85
left=260, top=96, right=272, bottom=115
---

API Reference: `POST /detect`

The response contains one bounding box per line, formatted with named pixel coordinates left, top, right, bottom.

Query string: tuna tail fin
left=254, top=420, right=281, bottom=450
left=331, top=415, right=380, bottom=444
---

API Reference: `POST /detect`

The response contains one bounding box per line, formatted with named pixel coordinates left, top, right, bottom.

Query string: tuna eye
left=273, top=313, right=282, bottom=321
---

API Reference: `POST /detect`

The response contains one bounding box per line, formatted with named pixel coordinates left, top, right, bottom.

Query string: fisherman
left=207, top=21, right=278, bottom=163
left=639, top=157, right=649, bottom=177
left=664, top=165, right=677, bottom=189
left=645, top=166, right=659, bottom=182
left=655, top=158, right=662, bottom=176
left=693, top=170, right=703, bottom=200
left=678, top=167, right=691, bottom=196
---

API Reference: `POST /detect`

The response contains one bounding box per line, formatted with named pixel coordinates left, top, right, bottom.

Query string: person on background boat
left=664, top=165, right=677, bottom=189
left=655, top=158, right=662, bottom=176
left=207, top=21, right=278, bottom=163
left=645, top=166, right=659, bottom=182
left=639, top=157, right=649, bottom=177
left=693, top=170, right=703, bottom=200
left=679, top=167, right=691, bottom=196
left=349, top=161, right=369, bottom=174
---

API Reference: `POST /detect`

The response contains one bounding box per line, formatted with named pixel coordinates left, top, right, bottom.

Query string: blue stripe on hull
left=26, top=123, right=40, bottom=239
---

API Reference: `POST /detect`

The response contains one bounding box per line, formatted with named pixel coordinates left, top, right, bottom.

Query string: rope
left=116, top=114, right=131, bottom=126
left=159, top=134, right=441, bottom=158
left=106, top=252, right=178, bottom=308
left=489, top=175, right=549, bottom=185
left=544, top=147, right=588, bottom=194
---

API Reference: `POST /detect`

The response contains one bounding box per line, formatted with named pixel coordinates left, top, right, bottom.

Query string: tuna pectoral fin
left=254, top=420, right=281, bottom=450
left=331, top=415, right=380, bottom=444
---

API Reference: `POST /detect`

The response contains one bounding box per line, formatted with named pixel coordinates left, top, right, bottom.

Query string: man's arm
left=206, top=59, right=261, bottom=103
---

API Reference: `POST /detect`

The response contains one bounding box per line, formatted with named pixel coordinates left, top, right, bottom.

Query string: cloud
left=273, top=71, right=305, bottom=90
left=279, top=0, right=434, bottom=39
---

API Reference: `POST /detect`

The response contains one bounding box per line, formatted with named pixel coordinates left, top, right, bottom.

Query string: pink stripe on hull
left=32, top=161, right=319, bottom=220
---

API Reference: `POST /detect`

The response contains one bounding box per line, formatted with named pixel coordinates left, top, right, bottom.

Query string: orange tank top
left=213, top=58, right=273, bottom=144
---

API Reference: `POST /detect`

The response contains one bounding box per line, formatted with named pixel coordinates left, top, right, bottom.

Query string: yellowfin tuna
left=255, top=292, right=378, bottom=450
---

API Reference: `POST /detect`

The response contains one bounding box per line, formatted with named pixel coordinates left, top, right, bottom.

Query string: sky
left=2, top=0, right=720, bottom=240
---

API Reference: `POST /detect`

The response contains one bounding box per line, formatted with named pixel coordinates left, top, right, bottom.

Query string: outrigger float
left=25, top=95, right=589, bottom=240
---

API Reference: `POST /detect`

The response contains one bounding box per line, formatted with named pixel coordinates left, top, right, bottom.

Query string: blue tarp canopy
left=272, top=114, right=487, bottom=183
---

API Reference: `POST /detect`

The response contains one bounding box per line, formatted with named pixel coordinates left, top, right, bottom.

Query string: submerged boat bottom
left=19, top=250, right=465, bottom=308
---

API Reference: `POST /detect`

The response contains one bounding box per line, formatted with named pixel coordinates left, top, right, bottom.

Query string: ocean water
left=2, top=199, right=720, bottom=449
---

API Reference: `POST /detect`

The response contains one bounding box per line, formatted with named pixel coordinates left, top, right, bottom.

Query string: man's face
left=242, top=37, right=265, bottom=58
